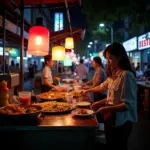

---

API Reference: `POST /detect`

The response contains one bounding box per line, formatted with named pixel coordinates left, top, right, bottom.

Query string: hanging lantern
left=52, top=46, right=65, bottom=60
left=28, top=26, right=49, bottom=56
left=65, top=37, right=74, bottom=49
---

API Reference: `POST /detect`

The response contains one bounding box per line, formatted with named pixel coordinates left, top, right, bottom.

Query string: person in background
left=9, top=60, right=16, bottom=73
left=136, top=62, right=140, bottom=70
left=143, top=62, right=148, bottom=73
left=75, top=59, right=88, bottom=82
left=136, top=66, right=143, bottom=78
left=41, top=55, right=65, bottom=93
left=28, top=64, right=34, bottom=79
left=131, top=62, right=136, bottom=72
left=82, top=56, right=107, bottom=101
left=16, top=63, right=20, bottom=73
left=82, top=42, right=137, bottom=150
left=144, top=65, right=150, bottom=78
left=41, top=62, right=45, bottom=70
left=33, top=61, right=38, bottom=73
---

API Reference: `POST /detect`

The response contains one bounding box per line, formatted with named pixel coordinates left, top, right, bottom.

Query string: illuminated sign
left=138, top=32, right=150, bottom=50
left=64, top=58, right=72, bottom=66
left=5, top=47, right=19, bottom=57
left=123, top=37, right=137, bottom=51
left=54, top=12, right=64, bottom=31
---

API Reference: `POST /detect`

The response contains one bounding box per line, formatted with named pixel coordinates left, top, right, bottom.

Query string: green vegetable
left=26, top=108, right=30, bottom=114
left=52, top=104, right=57, bottom=109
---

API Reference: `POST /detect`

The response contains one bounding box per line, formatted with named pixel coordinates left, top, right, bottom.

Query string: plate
left=37, top=91, right=66, bottom=101
left=71, top=109, right=94, bottom=116
left=76, top=101, right=91, bottom=107
left=0, top=105, right=42, bottom=124
left=34, top=102, right=75, bottom=114
left=62, top=79, right=74, bottom=83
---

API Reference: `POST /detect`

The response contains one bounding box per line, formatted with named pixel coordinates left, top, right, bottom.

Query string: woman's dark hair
left=44, top=55, right=52, bottom=64
left=104, top=42, right=135, bottom=76
left=93, top=56, right=104, bottom=68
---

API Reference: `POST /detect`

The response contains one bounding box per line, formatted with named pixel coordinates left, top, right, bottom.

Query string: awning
left=15, top=0, right=81, bottom=6
left=50, top=28, right=85, bottom=43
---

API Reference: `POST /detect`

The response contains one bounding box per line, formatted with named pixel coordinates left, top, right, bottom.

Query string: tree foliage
left=82, top=0, right=150, bottom=42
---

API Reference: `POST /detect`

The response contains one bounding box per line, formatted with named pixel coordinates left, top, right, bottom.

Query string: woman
left=82, top=42, right=137, bottom=150
left=82, top=56, right=106, bottom=101
left=41, top=55, right=64, bottom=93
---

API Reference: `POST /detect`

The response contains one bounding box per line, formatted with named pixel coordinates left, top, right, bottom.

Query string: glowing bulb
left=36, top=36, right=42, bottom=45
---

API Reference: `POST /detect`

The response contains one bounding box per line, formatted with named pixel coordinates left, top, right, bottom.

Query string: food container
left=18, top=91, right=31, bottom=106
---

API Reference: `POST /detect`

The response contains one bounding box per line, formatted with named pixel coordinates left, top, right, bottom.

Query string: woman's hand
left=95, top=107, right=107, bottom=114
left=80, top=90, right=89, bottom=96
left=91, top=101, right=100, bottom=111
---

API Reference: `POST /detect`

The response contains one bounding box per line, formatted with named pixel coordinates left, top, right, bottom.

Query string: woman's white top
left=98, top=70, right=138, bottom=127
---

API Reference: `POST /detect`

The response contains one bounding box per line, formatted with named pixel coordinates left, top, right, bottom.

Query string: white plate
left=71, top=109, right=94, bottom=116
left=62, top=79, right=74, bottom=82
left=76, top=101, right=91, bottom=107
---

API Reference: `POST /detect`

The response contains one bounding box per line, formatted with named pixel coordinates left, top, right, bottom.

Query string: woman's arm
left=85, top=79, right=93, bottom=85
left=44, top=79, right=56, bottom=88
left=85, top=78, right=110, bottom=93
left=97, top=103, right=126, bottom=114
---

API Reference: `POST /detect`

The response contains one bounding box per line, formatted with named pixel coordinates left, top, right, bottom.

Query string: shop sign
left=138, top=32, right=150, bottom=50
left=123, top=37, right=137, bottom=51
left=6, top=48, right=19, bottom=57
left=0, top=47, right=9, bottom=56
left=54, top=12, right=64, bottom=31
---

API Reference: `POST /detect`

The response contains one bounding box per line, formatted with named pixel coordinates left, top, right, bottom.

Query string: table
left=0, top=96, right=98, bottom=150
left=137, top=81, right=150, bottom=118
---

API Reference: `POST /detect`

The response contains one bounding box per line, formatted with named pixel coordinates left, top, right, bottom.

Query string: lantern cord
left=64, top=0, right=73, bottom=37
left=38, top=0, right=42, bottom=17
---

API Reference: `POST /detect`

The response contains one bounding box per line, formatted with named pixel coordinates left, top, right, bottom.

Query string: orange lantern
left=28, top=26, right=49, bottom=56
left=65, top=37, right=74, bottom=49
left=52, top=46, right=65, bottom=60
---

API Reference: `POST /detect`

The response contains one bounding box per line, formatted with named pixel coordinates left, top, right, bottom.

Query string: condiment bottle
left=0, top=80, right=9, bottom=106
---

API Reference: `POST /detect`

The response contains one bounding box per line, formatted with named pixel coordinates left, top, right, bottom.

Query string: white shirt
left=99, top=70, right=138, bottom=127
left=75, top=64, right=88, bottom=79
left=136, top=70, right=143, bottom=78
left=41, top=65, right=53, bottom=85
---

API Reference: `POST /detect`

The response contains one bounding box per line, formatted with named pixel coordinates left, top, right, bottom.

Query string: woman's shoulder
left=122, top=70, right=135, bottom=79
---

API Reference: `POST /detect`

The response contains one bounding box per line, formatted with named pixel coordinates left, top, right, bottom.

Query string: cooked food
left=37, top=91, right=66, bottom=100
left=71, top=90, right=83, bottom=97
left=35, top=101, right=75, bottom=112
left=76, top=109, right=88, bottom=115
left=0, top=105, right=41, bottom=115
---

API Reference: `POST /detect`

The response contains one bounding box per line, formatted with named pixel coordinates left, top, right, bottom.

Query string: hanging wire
left=64, top=0, right=73, bottom=37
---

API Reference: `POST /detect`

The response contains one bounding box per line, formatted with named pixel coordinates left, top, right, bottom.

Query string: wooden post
left=2, top=9, right=6, bottom=74
left=20, top=0, right=24, bottom=90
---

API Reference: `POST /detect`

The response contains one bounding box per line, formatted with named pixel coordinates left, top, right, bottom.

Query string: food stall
left=0, top=92, right=98, bottom=150
left=0, top=1, right=98, bottom=150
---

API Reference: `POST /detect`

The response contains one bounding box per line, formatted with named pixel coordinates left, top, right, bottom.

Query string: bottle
left=0, top=80, right=9, bottom=107
left=31, top=90, right=36, bottom=102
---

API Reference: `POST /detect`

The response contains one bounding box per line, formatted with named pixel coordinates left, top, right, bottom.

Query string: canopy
left=51, top=28, right=85, bottom=43
left=15, top=0, right=81, bottom=6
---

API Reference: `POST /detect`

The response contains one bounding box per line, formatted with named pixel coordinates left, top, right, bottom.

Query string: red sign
left=138, top=32, right=150, bottom=50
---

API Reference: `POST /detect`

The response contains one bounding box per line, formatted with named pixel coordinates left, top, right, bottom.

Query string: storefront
left=6, top=48, right=19, bottom=65
left=138, top=32, right=150, bottom=69
left=123, top=37, right=139, bottom=67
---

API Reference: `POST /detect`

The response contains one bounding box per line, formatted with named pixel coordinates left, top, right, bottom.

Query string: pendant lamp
left=52, top=46, right=65, bottom=60
left=65, top=37, right=74, bottom=49
left=28, top=16, right=49, bottom=56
